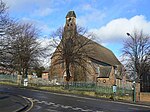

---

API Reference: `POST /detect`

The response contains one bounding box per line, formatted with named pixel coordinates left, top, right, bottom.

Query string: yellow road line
left=18, top=95, right=34, bottom=112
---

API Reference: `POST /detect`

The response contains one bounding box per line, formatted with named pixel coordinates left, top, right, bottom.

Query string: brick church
left=50, top=11, right=124, bottom=86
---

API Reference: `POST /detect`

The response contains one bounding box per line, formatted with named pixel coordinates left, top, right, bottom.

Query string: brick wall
left=97, top=78, right=110, bottom=86
left=109, top=67, right=116, bottom=85
left=140, top=92, right=150, bottom=102
left=136, top=83, right=140, bottom=101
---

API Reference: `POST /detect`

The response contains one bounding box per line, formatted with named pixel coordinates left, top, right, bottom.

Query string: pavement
left=0, top=92, right=30, bottom=112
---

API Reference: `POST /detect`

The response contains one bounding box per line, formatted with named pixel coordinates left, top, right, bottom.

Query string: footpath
left=0, top=92, right=30, bottom=112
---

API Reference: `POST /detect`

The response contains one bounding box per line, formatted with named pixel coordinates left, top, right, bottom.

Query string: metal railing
left=68, top=82, right=133, bottom=97
left=0, top=74, right=17, bottom=83
left=0, top=75, right=133, bottom=100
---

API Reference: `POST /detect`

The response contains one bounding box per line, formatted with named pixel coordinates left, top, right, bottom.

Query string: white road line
left=20, top=87, right=150, bottom=109
left=46, top=109, right=60, bottom=112
left=31, top=98, right=93, bottom=111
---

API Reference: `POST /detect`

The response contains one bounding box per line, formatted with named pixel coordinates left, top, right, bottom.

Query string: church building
left=50, top=11, right=124, bottom=86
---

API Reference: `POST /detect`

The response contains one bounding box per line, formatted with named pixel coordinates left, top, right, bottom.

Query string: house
left=42, top=70, right=49, bottom=80
left=50, top=11, right=123, bottom=86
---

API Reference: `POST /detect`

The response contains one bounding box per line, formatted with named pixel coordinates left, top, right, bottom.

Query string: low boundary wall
left=140, top=92, right=150, bottom=102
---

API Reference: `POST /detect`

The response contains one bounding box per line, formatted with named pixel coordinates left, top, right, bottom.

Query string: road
left=0, top=85, right=150, bottom=112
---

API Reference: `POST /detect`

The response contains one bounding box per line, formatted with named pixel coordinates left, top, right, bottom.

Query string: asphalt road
left=0, top=85, right=150, bottom=112
left=0, top=92, right=30, bottom=112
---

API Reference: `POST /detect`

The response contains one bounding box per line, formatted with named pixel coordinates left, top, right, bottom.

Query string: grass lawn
left=0, top=81, right=132, bottom=101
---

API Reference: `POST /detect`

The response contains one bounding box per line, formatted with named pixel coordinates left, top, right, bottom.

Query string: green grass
left=0, top=81, right=132, bottom=101
left=0, top=81, right=18, bottom=86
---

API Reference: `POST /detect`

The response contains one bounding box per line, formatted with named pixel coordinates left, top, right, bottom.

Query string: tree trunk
left=65, top=63, right=70, bottom=89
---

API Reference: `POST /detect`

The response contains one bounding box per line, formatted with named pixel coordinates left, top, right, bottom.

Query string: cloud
left=90, top=15, right=150, bottom=43
left=3, top=0, right=60, bottom=17
left=21, top=17, right=54, bottom=36
left=33, top=8, right=53, bottom=17
left=77, top=10, right=106, bottom=27
left=37, top=38, right=51, bottom=67
left=75, top=3, right=106, bottom=27
left=81, top=4, right=93, bottom=11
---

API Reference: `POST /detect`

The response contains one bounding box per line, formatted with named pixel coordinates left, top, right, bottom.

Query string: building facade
left=50, top=11, right=124, bottom=86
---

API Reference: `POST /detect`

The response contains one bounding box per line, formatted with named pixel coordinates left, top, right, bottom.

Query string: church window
left=68, top=18, right=72, bottom=22
left=103, top=79, right=106, bottom=83
left=115, top=69, right=118, bottom=74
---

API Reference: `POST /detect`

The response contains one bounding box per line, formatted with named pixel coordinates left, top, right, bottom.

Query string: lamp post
left=126, top=33, right=136, bottom=103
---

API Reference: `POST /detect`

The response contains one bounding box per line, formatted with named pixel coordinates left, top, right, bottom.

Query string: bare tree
left=0, top=0, right=7, bottom=63
left=0, top=0, right=14, bottom=69
left=0, top=0, right=48, bottom=79
left=50, top=26, right=95, bottom=85
left=9, top=23, right=46, bottom=78
left=122, top=30, right=150, bottom=81
left=1, top=22, right=46, bottom=77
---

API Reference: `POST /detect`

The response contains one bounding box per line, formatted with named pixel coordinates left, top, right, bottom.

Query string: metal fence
left=0, top=74, right=133, bottom=99
left=68, top=82, right=96, bottom=91
left=68, top=82, right=133, bottom=97
left=0, top=74, right=17, bottom=83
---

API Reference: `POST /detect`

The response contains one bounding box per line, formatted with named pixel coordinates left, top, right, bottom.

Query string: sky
left=3, top=0, right=150, bottom=65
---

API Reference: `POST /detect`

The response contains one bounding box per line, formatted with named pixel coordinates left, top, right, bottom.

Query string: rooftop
left=66, top=11, right=76, bottom=18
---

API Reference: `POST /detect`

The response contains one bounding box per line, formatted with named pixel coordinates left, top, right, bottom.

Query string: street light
left=126, top=32, right=136, bottom=103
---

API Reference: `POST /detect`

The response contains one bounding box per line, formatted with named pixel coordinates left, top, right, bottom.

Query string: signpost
left=113, top=85, right=117, bottom=100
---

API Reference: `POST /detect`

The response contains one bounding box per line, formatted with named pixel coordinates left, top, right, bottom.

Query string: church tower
left=64, top=11, right=77, bottom=35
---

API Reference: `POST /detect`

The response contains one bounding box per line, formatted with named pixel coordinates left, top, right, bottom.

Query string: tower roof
left=66, top=11, right=76, bottom=18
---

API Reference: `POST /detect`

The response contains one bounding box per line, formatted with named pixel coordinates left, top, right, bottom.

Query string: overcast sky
left=3, top=0, right=150, bottom=63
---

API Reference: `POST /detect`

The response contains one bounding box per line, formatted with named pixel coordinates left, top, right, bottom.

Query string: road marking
left=27, top=98, right=34, bottom=112
left=30, top=98, right=93, bottom=111
left=35, top=105, right=42, bottom=110
left=18, top=95, right=34, bottom=112
left=20, top=87, right=150, bottom=109
left=46, top=109, right=60, bottom=112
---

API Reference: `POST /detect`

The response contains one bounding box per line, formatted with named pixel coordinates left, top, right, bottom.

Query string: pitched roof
left=43, top=69, right=49, bottom=73
left=66, top=11, right=76, bottom=18
left=79, top=35, right=121, bottom=66
left=51, top=34, right=121, bottom=67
